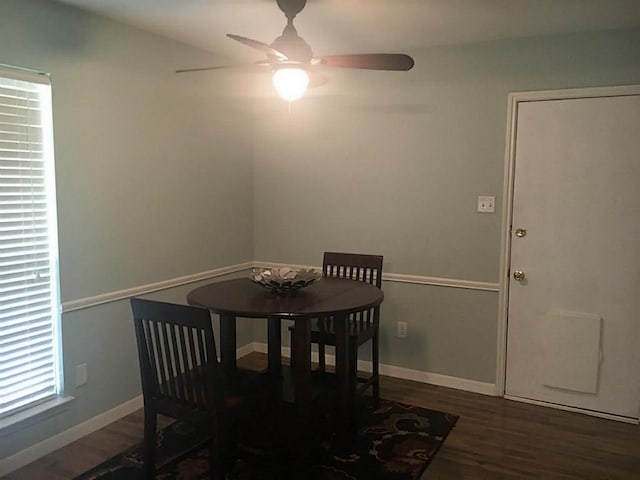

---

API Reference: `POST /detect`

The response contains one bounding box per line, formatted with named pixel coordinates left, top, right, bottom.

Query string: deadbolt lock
left=512, top=270, right=526, bottom=281
left=514, top=228, right=527, bottom=238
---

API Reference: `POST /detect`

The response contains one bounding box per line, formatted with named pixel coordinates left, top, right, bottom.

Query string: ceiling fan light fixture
left=272, top=67, right=309, bottom=102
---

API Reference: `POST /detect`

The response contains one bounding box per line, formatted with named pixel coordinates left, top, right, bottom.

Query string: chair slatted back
left=322, top=252, right=383, bottom=330
left=131, top=298, right=223, bottom=418
left=323, top=252, right=383, bottom=288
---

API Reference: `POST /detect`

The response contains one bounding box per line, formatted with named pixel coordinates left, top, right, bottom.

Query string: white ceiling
left=55, top=0, right=640, bottom=63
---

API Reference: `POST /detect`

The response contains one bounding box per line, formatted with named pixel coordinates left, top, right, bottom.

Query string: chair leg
left=345, top=341, right=361, bottom=435
left=289, top=330, right=295, bottom=369
left=143, top=409, right=157, bottom=480
left=318, top=341, right=326, bottom=372
left=372, top=328, right=380, bottom=406
left=210, top=427, right=229, bottom=480
left=349, top=341, right=358, bottom=405
left=209, top=443, right=226, bottom=480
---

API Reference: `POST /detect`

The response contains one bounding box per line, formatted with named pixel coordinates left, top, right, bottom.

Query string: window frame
left=0, top=64, right=65, bottom=425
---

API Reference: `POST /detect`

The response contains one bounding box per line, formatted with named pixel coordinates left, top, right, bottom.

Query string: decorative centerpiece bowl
left=250, top=267, right=322, bottom=295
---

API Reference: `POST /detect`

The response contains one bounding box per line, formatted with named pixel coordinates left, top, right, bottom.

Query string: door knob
left=513, top=270, right=526, bottom=281
left=514, top=228, right=527, bottom=237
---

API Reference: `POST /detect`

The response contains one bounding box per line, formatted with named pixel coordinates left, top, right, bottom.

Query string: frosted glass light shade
left=272, top=68, right=309, bottom=102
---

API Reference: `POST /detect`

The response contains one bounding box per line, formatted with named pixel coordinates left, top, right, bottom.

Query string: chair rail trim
left=61, top=262, right=253, bottom=313
left=61, top=260, right=499, bottom=315
left=256, top=261, right=499, bottom=292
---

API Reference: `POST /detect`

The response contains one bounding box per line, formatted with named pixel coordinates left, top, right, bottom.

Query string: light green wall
left=2, top=0, right=640, bottom=467
left=379, top=282, right=498, bottom=382
left=0, top=0, right=255, bottom=461
left=253, top=27, right=640, bottom=383
left=2, top=0, right=256, bottom=300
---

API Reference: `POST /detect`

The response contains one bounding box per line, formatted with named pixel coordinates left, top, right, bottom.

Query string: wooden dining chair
left=131, top=297, right=280, bottom=480
left=291, top=252, right=384, bottom=405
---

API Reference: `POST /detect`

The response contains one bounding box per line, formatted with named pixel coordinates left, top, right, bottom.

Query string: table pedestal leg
left=219, top=314, right=237, bottom=377
left=291, top=317, right=313, bottom=474
left=267, top=316, right=282, bottom=376
left=333, top=313, right=353, bottom=446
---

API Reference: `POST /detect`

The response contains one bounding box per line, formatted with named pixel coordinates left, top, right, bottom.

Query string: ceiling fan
left=176, top=0, right=415, bottom=101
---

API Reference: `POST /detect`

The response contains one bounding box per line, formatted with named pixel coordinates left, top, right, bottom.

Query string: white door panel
left=505, top=94, right=640, bottom=419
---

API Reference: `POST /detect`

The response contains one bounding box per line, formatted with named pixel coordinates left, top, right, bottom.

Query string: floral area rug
left=75, top=400, right=458, bottom=480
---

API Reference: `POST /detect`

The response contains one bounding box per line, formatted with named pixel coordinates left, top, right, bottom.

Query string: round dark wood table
left=187, top=276, right=384, bottom=464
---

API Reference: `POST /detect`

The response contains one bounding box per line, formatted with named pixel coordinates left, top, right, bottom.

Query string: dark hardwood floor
left=4, top=353, right=640, bottom=479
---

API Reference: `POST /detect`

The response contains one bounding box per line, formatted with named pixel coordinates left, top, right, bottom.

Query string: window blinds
left=0, top=69, right=61, bottom=417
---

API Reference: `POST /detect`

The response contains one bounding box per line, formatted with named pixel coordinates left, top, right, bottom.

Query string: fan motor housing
left=277, top=0, right=306, bottom=19
left=271, top=25, right=313, bottom=63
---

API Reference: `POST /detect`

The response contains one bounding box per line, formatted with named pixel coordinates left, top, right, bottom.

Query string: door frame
left=495, top=84, right=640, bottom=421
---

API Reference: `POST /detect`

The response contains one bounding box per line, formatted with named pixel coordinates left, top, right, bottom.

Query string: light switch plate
left=477, top=195, right=495, bottom=213
left=76, top=363, right=88, bottom=387
left=397, top=322, right=408, bottom=338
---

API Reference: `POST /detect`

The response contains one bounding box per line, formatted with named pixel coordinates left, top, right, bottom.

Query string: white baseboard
left=379, top=363, right=497, bottom=396
left=0, top=396, right=143, bottom=476
left=251, top=342, right=496, bottom=396
left=237, top=342, right=258, bottom=359
left=0, top=341, right=496, bottom=476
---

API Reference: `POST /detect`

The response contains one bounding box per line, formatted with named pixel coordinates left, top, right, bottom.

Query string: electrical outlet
left=76, top=363, right=88, bottom=387
left=397, top=321, right=408, bottom=338
left=477, top=195, right=496, bottom=213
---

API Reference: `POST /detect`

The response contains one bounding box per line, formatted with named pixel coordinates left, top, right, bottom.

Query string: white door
left=505, top=91, right=640, bottom=419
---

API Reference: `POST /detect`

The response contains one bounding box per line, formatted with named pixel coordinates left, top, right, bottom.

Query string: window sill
left=0, top=396, right=75, bottom=436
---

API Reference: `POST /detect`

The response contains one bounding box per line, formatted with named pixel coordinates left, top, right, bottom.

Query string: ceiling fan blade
left=176, top=60, right=270, bottom=74
left=315, top=53, right=414, bottom=71
left=308, top=70, right=328, bottom=89
left=227, top=34, right=288, bottom=61
left=176, top=65, right=238, bottom=73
